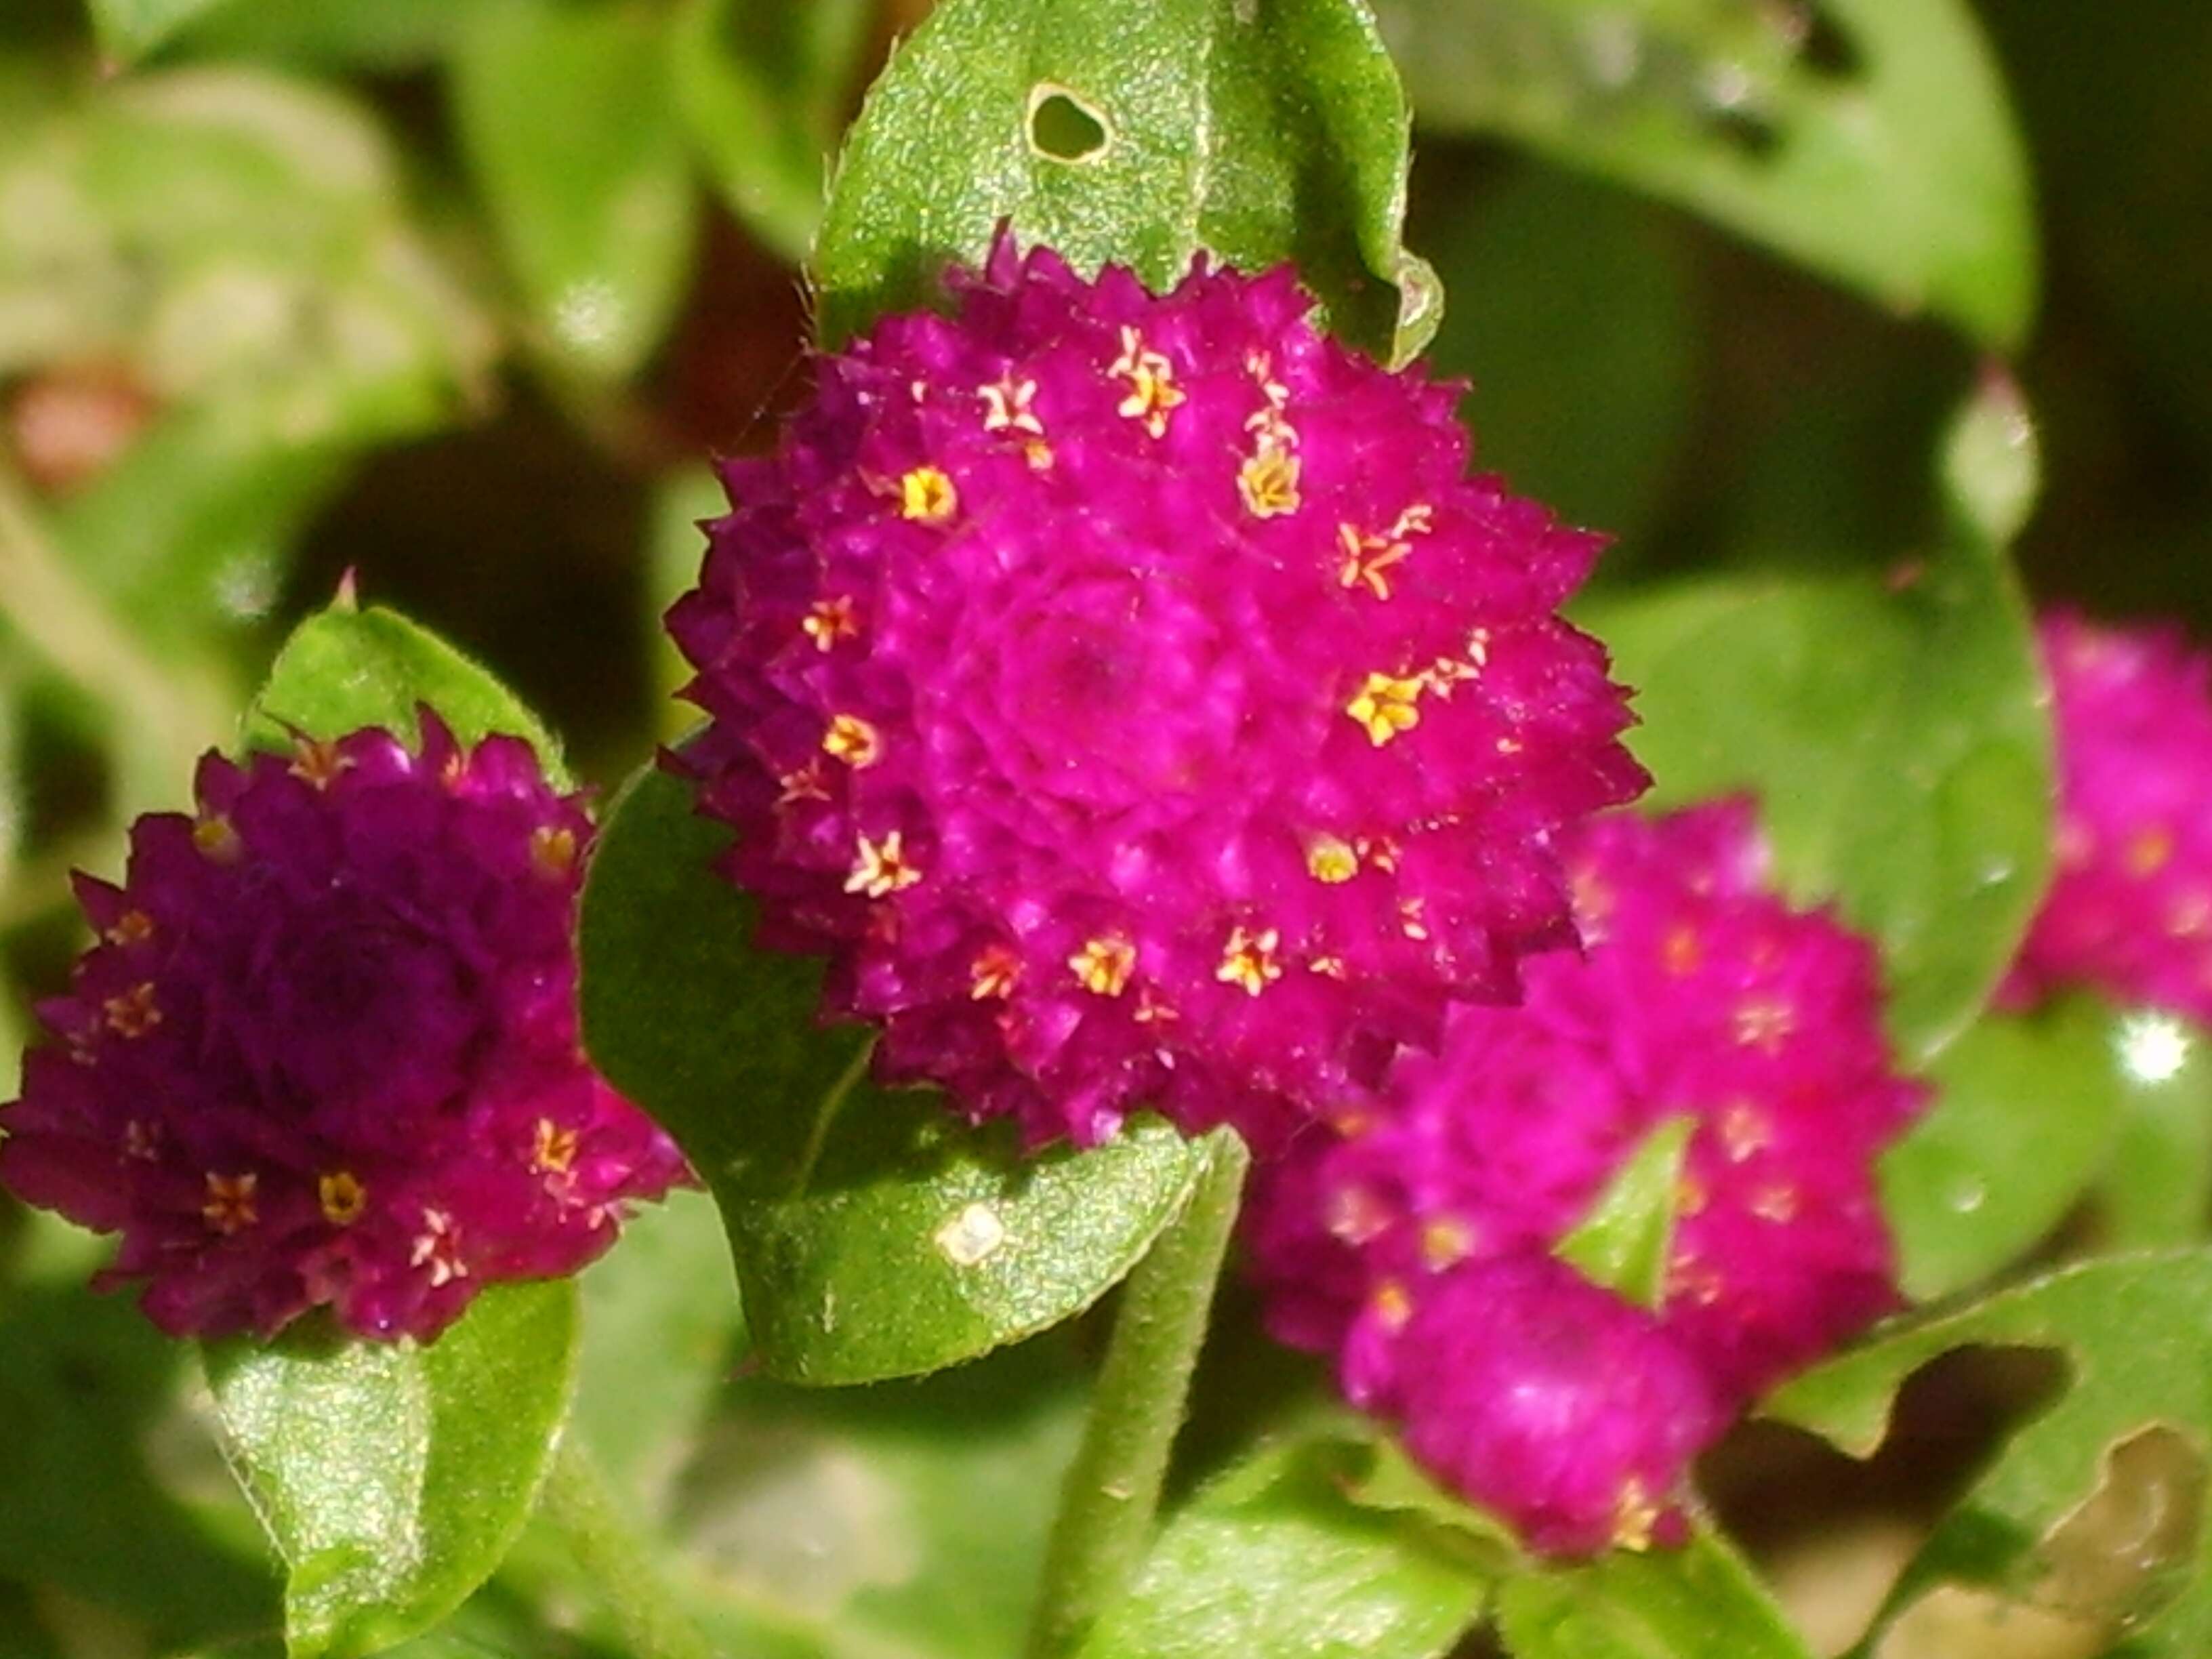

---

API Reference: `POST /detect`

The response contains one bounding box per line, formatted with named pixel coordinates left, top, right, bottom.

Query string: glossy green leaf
left=85, top=0, right=224, bottom=62
left=578, top=762, right=1208, bottom=1384
left=453, top=0, right=699, bottom=379
left=1767, top=1253, right=2212, bottom=1654
left=813, top=0, right=1438, bottom=362
left=1555, top=1118, right=1691, bottom=1310
left=205, top=1284, right=579, bottom=1659
left=1881, top=1001, right=2127, bottom=1300
left=247, top=602, right=568, bottom=785
left=2093, top=1010, right=2212, bottom=1252
left=0, top=1285, right=278, bottom=1647
left=1494, top=1526, right=1810, bottom=1658
left=1415, top=161, right=1695, bottom=548
left=672, top=0, right=871, bottom=262
left=1582, top=382, right=2051, bottom=1065
left=1079, top=1431, right=1492, bottom=1659
left=1376, top=0, right=2036, bottom=348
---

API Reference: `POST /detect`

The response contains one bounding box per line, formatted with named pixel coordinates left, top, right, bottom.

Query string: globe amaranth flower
left=0, top=718, right=689, bottom=1342
left=668, top=233, right=1647, bottom=1148
left=1244, top=800, right=1925, bottom=1553
left=2006, top=610, right=2212, bottom=1021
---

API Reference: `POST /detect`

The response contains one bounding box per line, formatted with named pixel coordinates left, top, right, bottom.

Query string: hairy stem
left=539, top=1437, right=718, bottom=1659
left=1025, top=1129, right=1251, bottom=1659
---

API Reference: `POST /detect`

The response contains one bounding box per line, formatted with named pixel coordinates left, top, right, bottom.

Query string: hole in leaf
left=2032, top=1423, right=2205, bottom=1628
left=1794, top=2, right=1862, bottom=79
left=1027, top=85, right=1111, bottom=164
left=1700, top=103, right=1782, bottom=162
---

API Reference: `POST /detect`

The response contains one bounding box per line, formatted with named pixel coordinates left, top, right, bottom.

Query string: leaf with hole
left=577, top=761, right=1210, bottom=1385
left=205, top=1282, right=578, bottom=1659
left=453, top=0, right=699, bottom=379
left=1375, top=0, right=2036, bottom=348
left=1767, top=1253, right=2212, bottom=1654
left=1078, top=1428, right=1493, bottom=1659
left=1580, top=382, right=2051, bottom=1065
left=813, top=0, right=1438, bottom=362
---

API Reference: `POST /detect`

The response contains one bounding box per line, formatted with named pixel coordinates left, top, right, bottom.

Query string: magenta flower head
left=1389, top=1256, right=1723, bottom=1557
left=0, top=719, right=689, bottom=1342
left=2007, top=610, right=2212, bottom=1020
left=668, top=233, right=1647, bottom=1147
left=1244, top=801, right=1925, bottom=1552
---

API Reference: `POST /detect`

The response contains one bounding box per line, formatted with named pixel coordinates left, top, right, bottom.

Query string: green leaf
left=453, top=0, right=699, bottom=380
left=577, top=761, right=1210, bottom=1384
left=1494, top=1525, right=1811, bottom=1658
left=174, top=0, right=467, bottom=69
left=672, top=0, right=871, bottom=263
left=247, top=602, right=568, bottom=785
left=1555, top=1118, right=1692, bottom=1310
left=2093, top=1010, right=2212, bottom=1252
left=205, top=1283, right=579, bottom=1659
left=570, top=1187, right=744, bottom=1520
left=86, top=0, right=224, bottom=62
left=1415, top=160, right=1695, bottom=548
left=1376, top=0, right=2037, bottom=349
left=0, top=1285, right=278, bottom=1647
left=812, top=0, right=1438, bottom=362
left=1079, top=1431, right=1492, bottom=1659
left=666, top=1335, right=1088, bottom=1656
left=647, top=467, right=725, bottom=738
left=1881, top=1001, right=2127, bottom=1300
left=1582, top=382, right=2052, bottom=1065
left=1767, top=1253, right=2212, bottom=1654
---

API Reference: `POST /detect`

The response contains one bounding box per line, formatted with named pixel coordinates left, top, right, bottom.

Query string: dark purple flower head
left=2007, top=611, right=2212, bottom=1020
left=669, top=234, right=1646, bottom=1147
left=0, top=718, right=689, bottom=1342
left=1388, top=1256, right=1723, bottom=1557
left=1244, top=802, right=1925, bottom=1551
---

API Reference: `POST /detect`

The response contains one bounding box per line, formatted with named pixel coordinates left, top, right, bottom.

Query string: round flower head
left=669, top=234, right=1646, bottom=1147
left=2007, top=611, right=2212, bottom=1020
left=1389, top=1256, right=1723, bottom=1557
left=0, top=719, right=689, bottom=1342
left=1244, top=801, right=1924, bottom=1550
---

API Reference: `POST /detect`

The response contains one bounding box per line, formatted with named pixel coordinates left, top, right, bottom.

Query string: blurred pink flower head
left=1246, top=800, right=1925, bottom=1552
left=2008, top=609, right=2212, bottom=1021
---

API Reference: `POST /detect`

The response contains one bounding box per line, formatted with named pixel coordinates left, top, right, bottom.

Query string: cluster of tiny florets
left=0, top=719, right=688, bottom=1341
left=668, top=234, right=1646, bottom=1149
left=1244, top=801, right=1925, bottom=1554
left=2006, top=610, right=2212, bottom=1021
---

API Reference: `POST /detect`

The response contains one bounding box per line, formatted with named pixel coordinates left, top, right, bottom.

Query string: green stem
left=0, top=461, right=226, bottom=792
left=1025, top=1130, right=1252, bottom=1659
left=539, top=1437, right=720, bottom=1659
